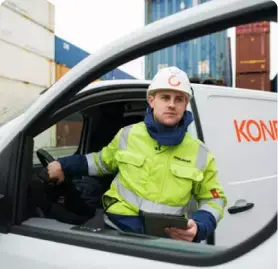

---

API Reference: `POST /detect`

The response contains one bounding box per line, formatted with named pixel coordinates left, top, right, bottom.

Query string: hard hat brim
left=147, top=87, right=192, bottom=98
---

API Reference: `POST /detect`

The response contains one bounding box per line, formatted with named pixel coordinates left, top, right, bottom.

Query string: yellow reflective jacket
left=86, top=122, right=227, bottom=222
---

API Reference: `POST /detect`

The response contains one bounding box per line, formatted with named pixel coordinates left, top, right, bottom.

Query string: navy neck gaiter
left=144, top=106, right=194, bottom=146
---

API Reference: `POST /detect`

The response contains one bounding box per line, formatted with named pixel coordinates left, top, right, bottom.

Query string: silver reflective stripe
left=113, top=124, right=189, bottom=215
left=96, top=151, right=111, bottom=174
left=103, top=214, right=123, bottom=231
left=199, top=198, right=225, bottom=208
left=113, top=175, right=187, bottom=215
left=119, top=125, right=132, bottom=150
left=86, top=153, right=99, bottom=175
left=199, top=203, right=221, bottom=222
left=196, top=144, right=208, bottom=170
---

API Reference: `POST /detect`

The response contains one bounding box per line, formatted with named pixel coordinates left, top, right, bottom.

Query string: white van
left=0, top=0, right=277, bottom=268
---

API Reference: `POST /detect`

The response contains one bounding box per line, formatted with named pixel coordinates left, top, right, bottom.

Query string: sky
left=48, top=0, right=277, bottom=82
left=48, top=0, right=145, bottom=79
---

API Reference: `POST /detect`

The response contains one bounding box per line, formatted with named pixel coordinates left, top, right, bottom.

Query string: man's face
left=148, top=90, right=189, bottom=127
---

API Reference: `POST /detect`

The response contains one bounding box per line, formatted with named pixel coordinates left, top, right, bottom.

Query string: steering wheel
left=34, top=149, right=93, bottom=224
left=36, top=148, right=55, bottom=168
left=36, top=148, right=59, bottom=189
left=35, top=148, right=67, bottom=201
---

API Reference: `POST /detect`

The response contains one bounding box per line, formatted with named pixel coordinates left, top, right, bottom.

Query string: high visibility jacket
left=85, top=122, right=227, bottom=222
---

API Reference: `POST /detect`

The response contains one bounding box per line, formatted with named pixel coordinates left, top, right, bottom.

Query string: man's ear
left=148, top=95, right=155, bottom=109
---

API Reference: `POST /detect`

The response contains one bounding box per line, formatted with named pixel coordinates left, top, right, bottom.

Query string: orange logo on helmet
left=168, top=75, right=181, bottom=87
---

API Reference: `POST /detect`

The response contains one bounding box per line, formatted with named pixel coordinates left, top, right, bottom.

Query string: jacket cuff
left=58, top=155, right=89, bottom=177
left=192, top=210, right=217, bottom=242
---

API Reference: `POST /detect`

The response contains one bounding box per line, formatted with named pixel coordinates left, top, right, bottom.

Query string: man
left=48, top=66, right=227, bottom=242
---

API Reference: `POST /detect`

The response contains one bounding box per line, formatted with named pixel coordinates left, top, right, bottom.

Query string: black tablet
left=142, top=212, right=188, bottom=238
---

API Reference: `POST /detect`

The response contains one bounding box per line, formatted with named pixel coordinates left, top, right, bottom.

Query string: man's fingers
left=186, top=219, right=196, bottom=229
left=165, top=228, right=194, bottom=241
left=167, top=231, right=192, bottom=241
left=171, top=227, right=194, bottom=235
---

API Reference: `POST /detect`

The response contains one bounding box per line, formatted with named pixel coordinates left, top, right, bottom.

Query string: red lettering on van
left=234, top=120, right=278, bottom=142
left=233, top=120, right=250, bottom=142
left=273, top=120, right=278, bottom=139
left=260, top=120, right=277, bottom=141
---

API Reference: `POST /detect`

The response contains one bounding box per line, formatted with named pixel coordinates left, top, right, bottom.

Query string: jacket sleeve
left=193, top=153, right=227, bottom=223
left=85, top=129, right=121, bottom=176
left=58, top=129, right=122, bottom=177
left=191, top=146, right=227, bottom=242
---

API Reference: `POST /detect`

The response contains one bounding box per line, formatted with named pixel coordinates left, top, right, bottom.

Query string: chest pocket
left=116, top=151, right=146, bottom=167
left=166, top=164, right=203, bottom=203
left=115, top=151, right=147, bottom=184
left=170, top=164, right=203, bottom=182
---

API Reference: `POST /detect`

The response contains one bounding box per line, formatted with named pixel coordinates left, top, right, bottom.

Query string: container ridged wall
left=145, top=0, right=229, bottom=85
left=0, top=0, right=56, bottom=147
left=235, top=21, right=271, bottom=91
left=55, top=36, right=136, bottom=80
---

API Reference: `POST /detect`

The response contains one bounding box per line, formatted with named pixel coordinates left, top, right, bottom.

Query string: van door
left=194, top=85, right=277, bottom=247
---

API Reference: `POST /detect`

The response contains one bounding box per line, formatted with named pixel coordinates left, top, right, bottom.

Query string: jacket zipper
left=157, top=146, right=171, bottom=209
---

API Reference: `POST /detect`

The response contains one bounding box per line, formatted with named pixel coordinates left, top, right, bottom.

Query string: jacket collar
left=144, top=106, right=194, bottom=146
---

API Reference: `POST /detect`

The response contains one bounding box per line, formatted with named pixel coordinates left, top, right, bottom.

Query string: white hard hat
left=147, top=66, right=193, bottom=98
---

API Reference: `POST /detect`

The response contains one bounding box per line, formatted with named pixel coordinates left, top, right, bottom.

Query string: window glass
left=33, top=112, right=83, bottom=164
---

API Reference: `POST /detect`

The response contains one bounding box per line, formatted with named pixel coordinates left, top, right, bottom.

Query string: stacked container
left=54, top=36, right=136, bottom=81
left=235, top=22, right=271, bottom=91
left=144, top=0, right=231, bottom=86
left=54, top=36, right=90, bottom=80
left=0, top=0, right=56, bottom=147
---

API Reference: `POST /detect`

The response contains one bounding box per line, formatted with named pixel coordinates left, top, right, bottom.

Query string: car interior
left=18, top=83, right=199, bottom=243
left=24, top=90, right=150, bottom=231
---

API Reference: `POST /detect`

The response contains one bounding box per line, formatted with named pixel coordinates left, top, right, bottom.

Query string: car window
left=33, top=112, right=83, bottom=164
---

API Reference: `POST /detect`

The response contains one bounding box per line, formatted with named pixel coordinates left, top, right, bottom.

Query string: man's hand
left=165, top=219, right=198, bottom=242
left=47, top=161, right=65, bottom=184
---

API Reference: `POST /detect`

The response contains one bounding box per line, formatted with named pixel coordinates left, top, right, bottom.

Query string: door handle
left=228, top=199, right=254, bottom=214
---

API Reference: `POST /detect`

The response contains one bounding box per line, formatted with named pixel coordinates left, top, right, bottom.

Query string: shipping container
left=56, top=121, right=83, bottom=147
left=0, top=75, right=56, bottom=150
left=0, top=76, right=44, bottom=125
left=0, top=40, right=55, bottom=87
left=236, top=21, right=270, bottom=35
left=0, top=5, right=54, bottom=59
left=55, top=36, right=89, bottom=69
left=236, top=72, right=271, bottom=91
left=271, top=74, right=277, bottom=93
left=225, top=37, right=233, bottom=87
left=144, top=0, right=229, bottom=83
left=55, top=63, right=71, bottom=81
left=236, top=33, right=270, bottom=73
left=2, top=0, right=55, bottom=32
left=55, top=36, right=135, bottom=80
left=55, top=63, right=101, bottom=83
left=55, top=35, right=136, bottom=80
left=270, top=22, right=277, bottom=79
left=102, top=68, right=136, bottom=80
left=56, top=122, right=82, bottom=147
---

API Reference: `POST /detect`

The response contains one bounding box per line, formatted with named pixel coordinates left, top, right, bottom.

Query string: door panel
left=195, top=86, right=277, bottom=247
